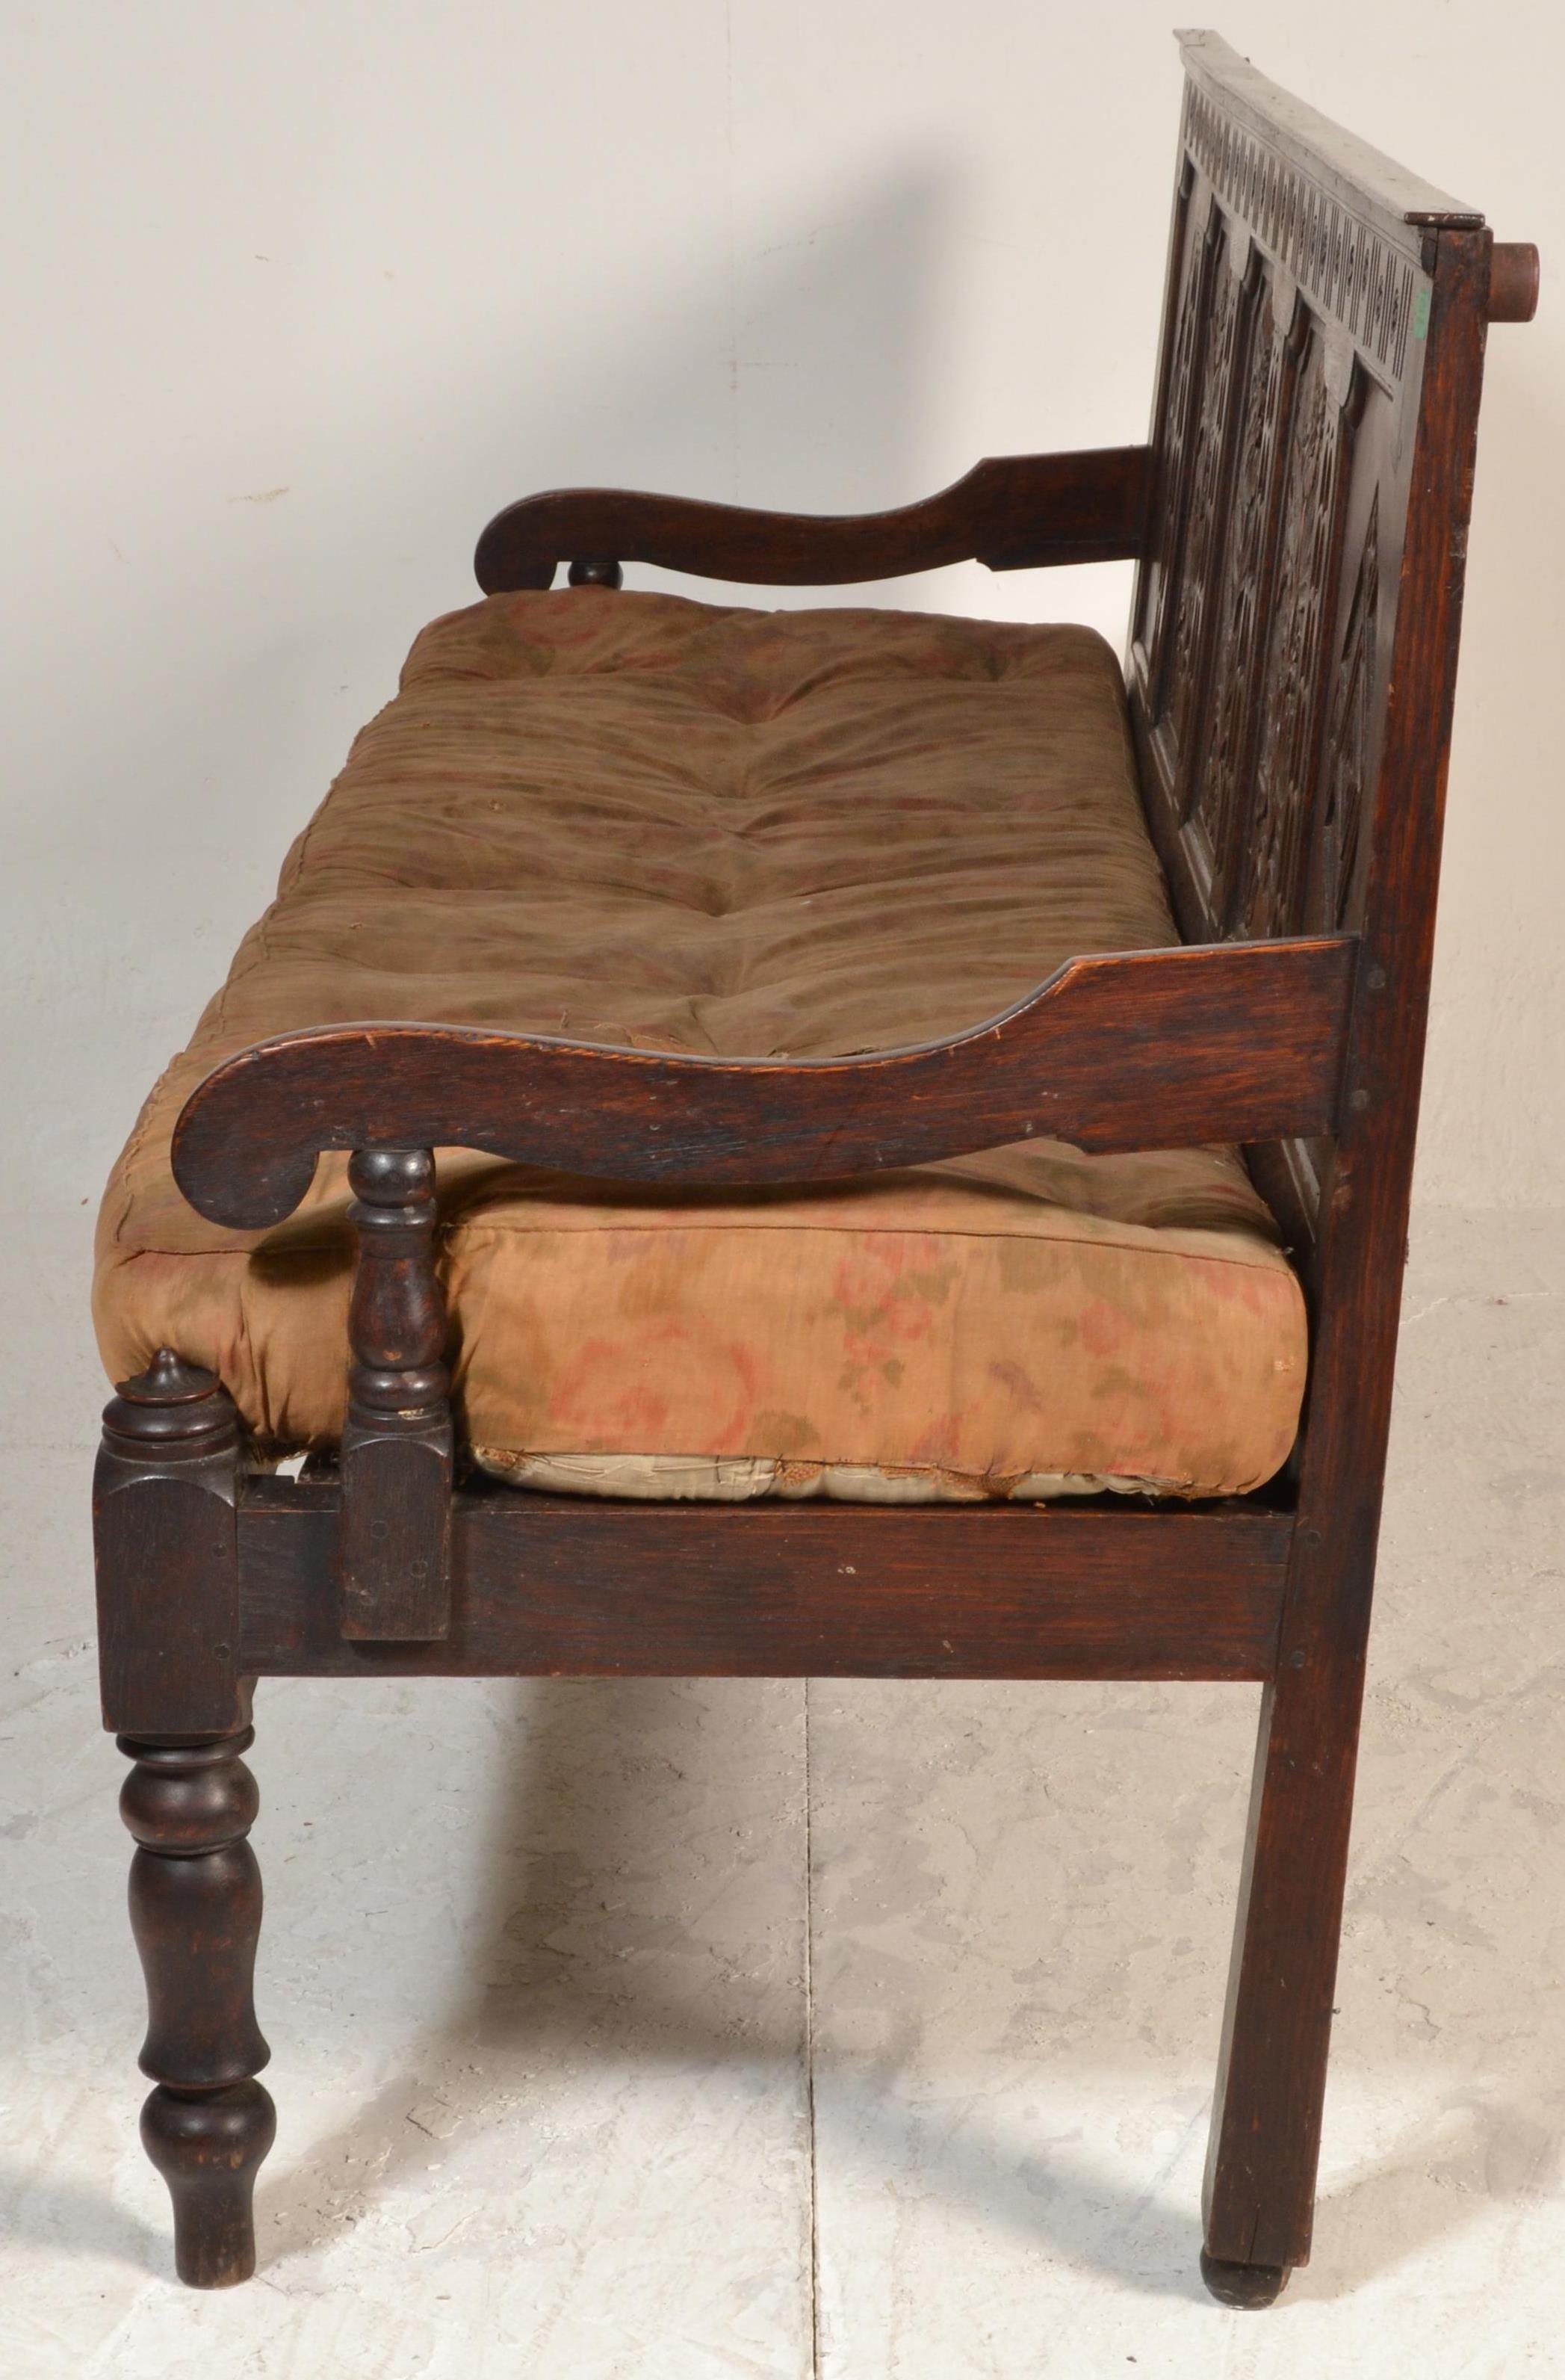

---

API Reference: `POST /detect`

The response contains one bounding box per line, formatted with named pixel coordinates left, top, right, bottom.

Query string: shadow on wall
left=14, top=159, right=968, bottom=1208
left=387, top=158, right=965, bottom=624
left=1419, top=348, right=1565, bottom=1208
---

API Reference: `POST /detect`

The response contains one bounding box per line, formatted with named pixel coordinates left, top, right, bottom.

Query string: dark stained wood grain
left=238, top=1479, right=1292, bottom=1682
left=170, top=936, right=1354, bottom=1230
left=474, top=446, right=1152, bottom=592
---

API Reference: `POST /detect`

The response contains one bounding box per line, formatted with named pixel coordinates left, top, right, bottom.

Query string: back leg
left=1200, top=1620, right=1369, bottom=2302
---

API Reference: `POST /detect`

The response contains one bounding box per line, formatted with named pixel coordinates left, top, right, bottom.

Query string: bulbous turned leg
left=140, top=2080, right=276, bottom=2288
left=1199, top=2249, right=1291, bottom=2309
left=120, top=1729, right=274, bottom=2287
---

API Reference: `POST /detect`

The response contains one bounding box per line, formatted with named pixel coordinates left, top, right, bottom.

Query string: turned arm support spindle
left=340, top=1146, right=453, bottom=1640
left=566, top=556, right=624, bottom=587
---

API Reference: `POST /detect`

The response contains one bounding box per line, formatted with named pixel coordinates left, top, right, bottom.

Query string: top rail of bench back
left=1175, top=30, right=1482, bottom=233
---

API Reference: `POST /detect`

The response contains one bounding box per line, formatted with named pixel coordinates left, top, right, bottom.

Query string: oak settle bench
left=92, top=31, right=1537, bottom=2307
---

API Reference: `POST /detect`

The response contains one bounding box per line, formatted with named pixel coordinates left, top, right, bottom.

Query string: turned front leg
left=120, top=1731, right=275, bottom=2287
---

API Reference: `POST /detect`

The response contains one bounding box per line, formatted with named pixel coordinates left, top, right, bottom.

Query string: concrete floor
left=1, top=1202, right=1562, bottom=2378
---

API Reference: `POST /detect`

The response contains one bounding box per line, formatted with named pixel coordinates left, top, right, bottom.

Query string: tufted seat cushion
left=93, top=588, right=1307, bottom=1501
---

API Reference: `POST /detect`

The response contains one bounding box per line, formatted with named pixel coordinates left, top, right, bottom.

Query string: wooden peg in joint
left=1487, top=242, right=1540, bottom=324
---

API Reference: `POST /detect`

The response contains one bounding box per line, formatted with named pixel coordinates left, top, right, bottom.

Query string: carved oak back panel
left=1127, top=35, right=1488, bottom=1243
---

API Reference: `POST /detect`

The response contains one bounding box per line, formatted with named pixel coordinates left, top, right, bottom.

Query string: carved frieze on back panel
left=1139, top=181, right=1214, bottom=695
left=1186, top=274, right=1293, bottom=922
left=1234, top=326, right=1351, bottom=941
left=1160, top=229, right=1248, bottom=770
left=1138, top=82, right=1429, bottom=979
left=1309, top=488, right=1380, bottom=932
left=1183, top=83, right=1418, bottom=383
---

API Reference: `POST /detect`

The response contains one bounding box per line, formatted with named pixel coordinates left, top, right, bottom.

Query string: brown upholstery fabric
left=94, top=589, right=1307, bottom=1499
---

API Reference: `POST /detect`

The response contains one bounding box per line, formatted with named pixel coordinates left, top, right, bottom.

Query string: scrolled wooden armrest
left=473, top=445, right=1152, bottom=593
left=171, top=936, right=1354, bottom=1231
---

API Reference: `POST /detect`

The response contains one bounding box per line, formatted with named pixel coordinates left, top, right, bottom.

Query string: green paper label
left=1413, top=285, right=1431, bottom=340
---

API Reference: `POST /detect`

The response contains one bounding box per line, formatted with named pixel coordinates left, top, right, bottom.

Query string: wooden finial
left=103, top=1347, right=235, bottom=1450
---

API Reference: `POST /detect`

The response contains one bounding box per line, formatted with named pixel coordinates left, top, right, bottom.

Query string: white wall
left=2, top=1, right=1558, bottom=1213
